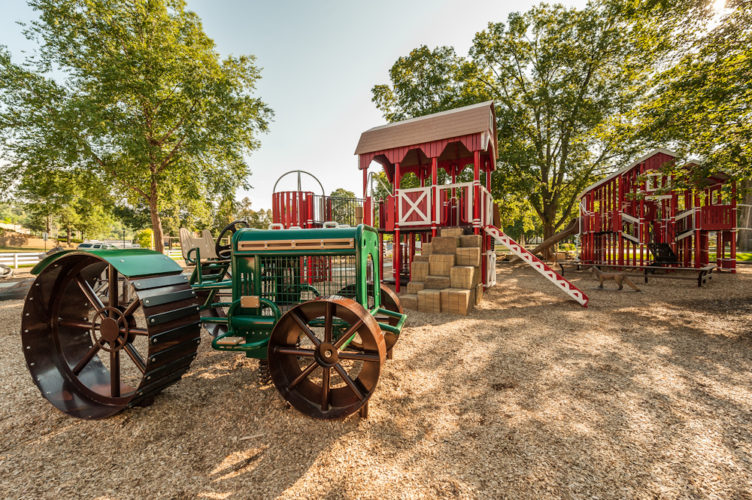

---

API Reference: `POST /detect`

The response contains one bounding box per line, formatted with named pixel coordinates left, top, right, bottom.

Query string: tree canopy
left=637, top=0, right=751, bottom=180
left=0, top=0, right=271, bottom=251
left=371, top=1, right=743, bottom=243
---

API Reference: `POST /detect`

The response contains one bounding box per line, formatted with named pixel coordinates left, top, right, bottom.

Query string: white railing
left=0, top=252, right=45, bottom=268
left=485, top=250, right=497, bottom=286
left=480, top=185, right=493, bottom=226
left=675, top=208, right=696, bottom=239
left=395, top=182, right=494, bottom=228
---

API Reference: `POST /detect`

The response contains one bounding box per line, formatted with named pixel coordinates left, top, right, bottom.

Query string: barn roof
left=354, top=101, right=497, bottom=157
left=579, top=148, right=677, bottom=198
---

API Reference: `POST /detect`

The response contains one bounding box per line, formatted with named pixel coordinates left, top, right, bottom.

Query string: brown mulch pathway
left=0, top=265, right=750, bottom=498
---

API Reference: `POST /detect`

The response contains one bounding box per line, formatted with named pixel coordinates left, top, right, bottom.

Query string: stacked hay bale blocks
left=400, top=227, right=483, bottom=315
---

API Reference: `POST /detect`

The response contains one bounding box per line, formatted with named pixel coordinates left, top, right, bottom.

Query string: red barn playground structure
left=264, top=102, right=588, bottom=308
left=355, top=101, right=588, bottom=307
left=579, top=148, right=737, bottom=275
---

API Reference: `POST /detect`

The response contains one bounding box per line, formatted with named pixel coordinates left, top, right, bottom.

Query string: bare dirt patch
left=0, top=265, right=750, bottom=498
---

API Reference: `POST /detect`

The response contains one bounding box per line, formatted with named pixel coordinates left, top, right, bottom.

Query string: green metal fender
left=31, top=248, right=182, bottom=277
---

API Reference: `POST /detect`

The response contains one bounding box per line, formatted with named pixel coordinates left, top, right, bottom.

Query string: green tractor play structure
left=20, top=223, right=405, bottom=420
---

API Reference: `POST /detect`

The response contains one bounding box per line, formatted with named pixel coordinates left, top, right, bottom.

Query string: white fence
left=164, top=249, right=183, bottom=259
left=0, top=248, right=184, bottom=269
left=0, top=252, right=46, bottom=269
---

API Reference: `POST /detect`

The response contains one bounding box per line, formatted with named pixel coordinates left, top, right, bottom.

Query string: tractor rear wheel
left=267, top=297, right=385, bottom=419
left=22, top=253, right=201, bottom=419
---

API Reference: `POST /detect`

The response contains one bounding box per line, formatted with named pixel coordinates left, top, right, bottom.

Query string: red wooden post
left=716, top=231, right=722, bottom=267
left=409, top=233, right=415, bottom=281
left=287, top=192, right=292, bottom=228
left=694, top=191, right=701, bottom=268
left=639, top=165, right=645, bottom=266
left=674, top=189, right=680, bottom=264
left=289, top=192, right=293, bottom=227
left=284, top=192, right=289, bottom=228
left=482, top=158, right=492, bottom=285
left=307, top=194, right=313, bottom=228
left=730, top=181, right=737, bottom=272
left=607, top=181, right=611, bottom=265
left=394, top=162, right=401, bottom=292
left=431, top=157, right=438, bottom=237
left=473, top=150, right=481, bottom=235
left=617, top=176, right=624, bottom=266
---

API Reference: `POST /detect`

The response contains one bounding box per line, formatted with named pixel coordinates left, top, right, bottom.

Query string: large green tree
left=13, top=165, right=116, bottom=243
left=638, top=0, right=751, bottom=179
left=0, top=0, right=271, bottom=252
left=373, top=3, right=665, bottom=244
left=234, top=197, right=272, bottom=229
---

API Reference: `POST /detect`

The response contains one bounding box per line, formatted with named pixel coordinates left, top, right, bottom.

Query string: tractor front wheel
left=267, top=297, right=385, bottom=419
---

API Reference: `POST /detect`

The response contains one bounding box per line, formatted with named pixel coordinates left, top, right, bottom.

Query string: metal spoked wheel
left=335, top=282, right=404, bottom=353
left=267, top=297, right=385, bottom=419
left=22, top=253, right=201, bottom=419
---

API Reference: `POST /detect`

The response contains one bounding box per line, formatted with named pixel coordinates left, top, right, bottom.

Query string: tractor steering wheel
left=215, top=220, right=250, bottom=260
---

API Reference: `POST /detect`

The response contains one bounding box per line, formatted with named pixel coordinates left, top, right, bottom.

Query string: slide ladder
left=484, top=225, right=589, bottom=307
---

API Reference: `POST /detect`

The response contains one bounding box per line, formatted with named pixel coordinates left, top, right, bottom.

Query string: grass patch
left=0, top=247, right=50, bottom=252
left=706, top=252, right=750, bottom=262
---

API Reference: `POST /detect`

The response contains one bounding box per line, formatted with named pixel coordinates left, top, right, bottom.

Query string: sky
left=0, top=0, right=589, bottom=210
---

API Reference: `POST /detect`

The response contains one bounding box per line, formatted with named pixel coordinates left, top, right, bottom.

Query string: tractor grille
left=255, top=255, right=366, bottom=313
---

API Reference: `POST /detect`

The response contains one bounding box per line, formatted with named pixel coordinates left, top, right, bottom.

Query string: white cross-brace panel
left=398, top=187, right=431, bottom=226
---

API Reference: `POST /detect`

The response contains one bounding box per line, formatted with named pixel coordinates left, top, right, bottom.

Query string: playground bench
left=558, top=261, right=715, bottom=287
left=643, top=264, right=717, bottom=287
left=557, top=261, right=644, bottom=278
left=556, top=260, right=584, bottom=276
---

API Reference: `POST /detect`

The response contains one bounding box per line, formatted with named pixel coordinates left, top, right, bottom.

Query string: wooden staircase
left=399, top=228, right=483, bottom=315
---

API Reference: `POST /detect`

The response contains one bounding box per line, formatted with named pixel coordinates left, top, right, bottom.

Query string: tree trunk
left=149, top=196, right=164, bottom=253
left=542, top=219, right=555, bottom=260
left=66, top=227, right=71, bottom=246
left=540, top=201, right=558, bottom=260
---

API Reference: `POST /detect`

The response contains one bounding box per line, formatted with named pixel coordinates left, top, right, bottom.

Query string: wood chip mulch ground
left=0, top=265, right=750, bottom=499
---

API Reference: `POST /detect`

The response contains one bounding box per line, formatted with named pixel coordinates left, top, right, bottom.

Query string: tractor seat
left=179, top=227, right=219, bottom=261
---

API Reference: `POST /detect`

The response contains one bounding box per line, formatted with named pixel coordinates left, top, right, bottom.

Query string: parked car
left=77, top=241, right=116, bottom=250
